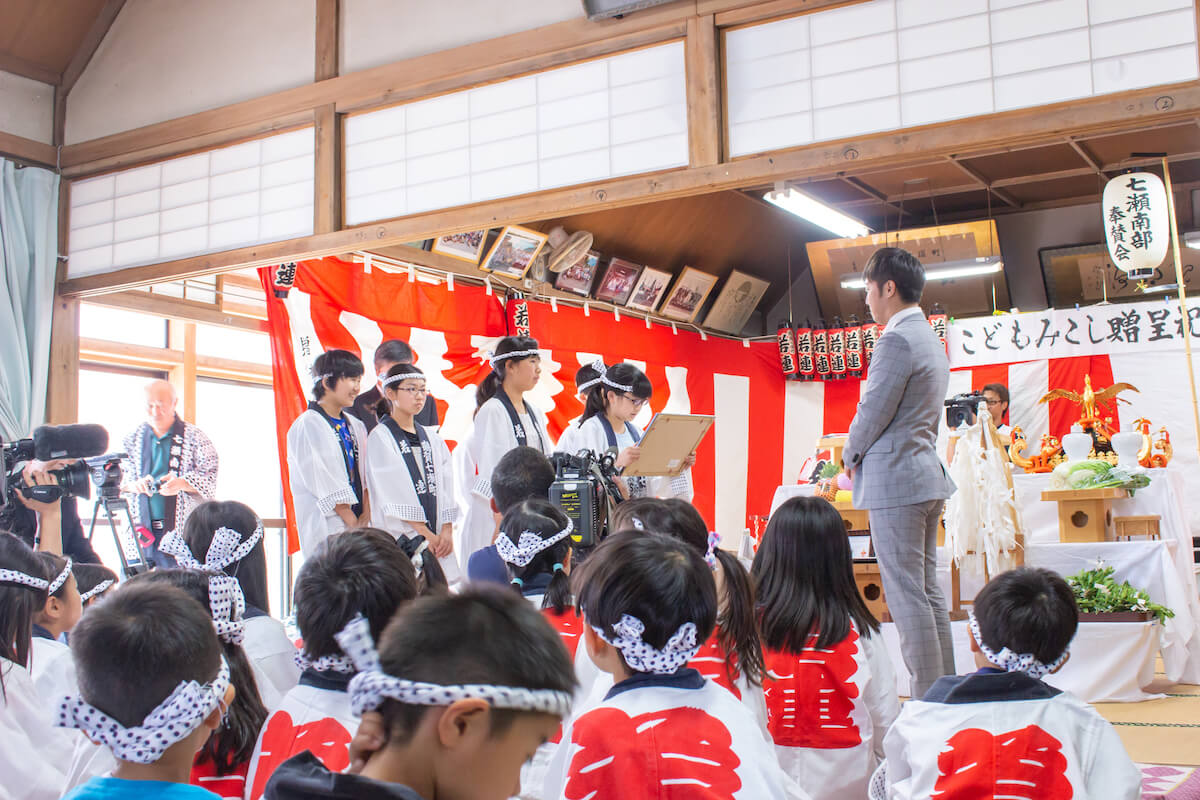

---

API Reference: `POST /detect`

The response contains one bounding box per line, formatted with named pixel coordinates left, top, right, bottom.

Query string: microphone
left=32, top=424, right=110, bottom=461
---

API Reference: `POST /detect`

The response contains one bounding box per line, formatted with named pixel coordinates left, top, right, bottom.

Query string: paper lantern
left=777, top=322, right=799, bottom=378
left=1102, top=172, right=1169, bottom=280
left=813, top=323, right=831, bottom=380
left=861, top=317, right=878, bottom=366
left=929, top=303, right=948, bottom=350
left=845, top=315, right=863, bottom=378
left=828, top=317, right=847, bottom=379
left=795, top=323, right=815, bottom=380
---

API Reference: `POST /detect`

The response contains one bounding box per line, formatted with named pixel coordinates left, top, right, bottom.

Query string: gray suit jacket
left=843, top=310, right=955, bottom=510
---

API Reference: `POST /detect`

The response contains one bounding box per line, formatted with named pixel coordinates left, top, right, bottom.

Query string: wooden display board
left=623, top=413, right=714, bottom=477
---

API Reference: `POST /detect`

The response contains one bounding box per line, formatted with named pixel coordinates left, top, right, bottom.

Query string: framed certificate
left=623, top=413, right=715, bottom=477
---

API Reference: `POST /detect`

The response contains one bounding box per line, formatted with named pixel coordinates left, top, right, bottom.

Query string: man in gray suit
left=843, top=247, right=956, bottom=697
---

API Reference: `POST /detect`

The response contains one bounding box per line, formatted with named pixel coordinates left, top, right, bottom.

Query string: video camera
left=944, top=392, right=986, bottom=429
left=1, top=424, right=115, bottom=512
left=548, top=449, right=625, bottom=550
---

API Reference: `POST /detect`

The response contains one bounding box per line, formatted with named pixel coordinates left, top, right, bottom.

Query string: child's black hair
left=752, top=496, right=879, bottom=652
left=183, top=500, right=270, bottom=613
left=973, top=567, right=1078, bottom=665
left=311, top=349, right=365, bottom=401
left=475, top=335, right=540, bottom=412
left=610, top=498, right=764, bottom=687
left=374, top=362, right=426, bottom=421
left=0, top=532, right=47, bottom=690
left=129, top=569, right=267, bottom=775
left=71, top=582, right=222, bottom=731
left=373, top=339, right=415, bottom=370
left=578, top=362, right=652, bottom=427
left=375, top=585, right=577, bottom=742
left=36, top=551, right=73, bottom=601
left=491, top=446, right=555, bottom=513
left=293, top=527, right=418, bottom=662
left=498, top=499, right=572, bottom=614
left=574, top=531, right=717, bottom=673
left=396, top=534, right=449, bottom=596
left=72, top=563, right=118, bottom=606
left=573, top=362, right=601, bottom=396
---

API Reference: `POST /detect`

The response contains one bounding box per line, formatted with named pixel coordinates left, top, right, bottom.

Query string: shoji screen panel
left=68, top=128, right=315, bottom=278
left=726, top=0, right=1199, bottom=158
left=344, top=42, right=688, bottom=226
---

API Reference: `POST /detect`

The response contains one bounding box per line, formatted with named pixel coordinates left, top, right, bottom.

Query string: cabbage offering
left=1049, top=460, right=1151, bottom=493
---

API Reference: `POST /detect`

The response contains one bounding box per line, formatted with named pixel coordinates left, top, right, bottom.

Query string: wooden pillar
left=314, top=0, right=341, bottom=234
left=46, top=176, right=79, bottom=425
left=685, top=14, right=721, bottom=168
left=168, top=320, right=197, bottom=423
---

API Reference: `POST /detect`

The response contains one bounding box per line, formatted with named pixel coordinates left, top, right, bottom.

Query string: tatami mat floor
left=1095, top=666, right=1200, bottom=767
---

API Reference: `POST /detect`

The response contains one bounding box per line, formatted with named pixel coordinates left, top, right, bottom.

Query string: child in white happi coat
left=457, top=336, right=553, bottom=565
left=286, top=349, right=371, bottom=557
left=554, top=361, right=694, bottom=502
left=366, top=362, right=461, bottom=582
left=0, top=533, right=77, bottom=800
left=29, top=552, right=82, bottom=708
left=182, top=500, right=300, bottom=707
left=752, top=496, right=900, bottom=800
left=544, top=532, right=808, bottom=800
left=244, top=528, right=418, bottom=800
left=871, top=567, right=1142, bottom=800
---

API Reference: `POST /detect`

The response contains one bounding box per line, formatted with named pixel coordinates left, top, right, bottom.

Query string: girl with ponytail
left=555, top=360, right=695, bottom=501
left=457, top=336, right=553, bottom=565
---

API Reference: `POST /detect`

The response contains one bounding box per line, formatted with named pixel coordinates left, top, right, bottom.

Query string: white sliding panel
left=68, top=128, right=314, bottom=278
left=727, top=0, right=1198, bottom=157
left=344, top=41, right=688, bottom=226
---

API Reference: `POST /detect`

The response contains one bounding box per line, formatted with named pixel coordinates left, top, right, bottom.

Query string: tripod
left=87, top=491, right=149, bottom=576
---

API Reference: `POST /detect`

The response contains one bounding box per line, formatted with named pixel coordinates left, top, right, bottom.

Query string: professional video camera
left=944, top=392, right=986, bottom=429
left=548, top=449, right=625, bottom=550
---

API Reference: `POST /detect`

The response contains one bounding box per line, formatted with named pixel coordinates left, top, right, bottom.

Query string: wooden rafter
left=0, top=51, right=60, bottom=85
left=60, top=0, right=127, bottom=95
left=1065, top=136, right=1106, bottom=176
left=944, top=155, right=1022, bottom=208
left=0, top=130, right=57, bottom=167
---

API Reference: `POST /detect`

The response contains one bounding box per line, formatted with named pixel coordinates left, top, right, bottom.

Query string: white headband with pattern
left=48, top=558, right=73, bottom=595
left=159, top=524, right=263, bottom=646
left=80, top=579, right=115, bottom=603
left=56, top=658, right=231, bottom=764
left=293, top=611, right=368, bottom=674
left=495, top=519, right=574, bottom=568
left=409, top=538, right=429, bottom=577
left=335, top=614, right=573, bottom=718
left=0, top=567, right=50, bottom=592
left=314, top=372, right=333, bottom=382
left=592, top=614, right=699, bottom=675
left=381, top=371, right=425, bottom=388
left=589, top=359, right=634, bottom=393
left=967, top=611, right=1068, bottom=678
left=488, top=348, right=540, bottom=371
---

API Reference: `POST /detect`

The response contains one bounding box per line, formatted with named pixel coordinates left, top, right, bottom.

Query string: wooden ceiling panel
left=0, top=0, right=109, bottom=82
left=960, top=143, right=1086, bottom=183
left=1080, top=123, right=1200, bottom=168
left=851, top=160, right=974, bottom=200
left=793, top=179, right=875, bottom=204
left=1001, top=173, right=1106, bottom=205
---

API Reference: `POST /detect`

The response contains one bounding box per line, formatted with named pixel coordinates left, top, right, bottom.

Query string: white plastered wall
left=0, top=71, right=54, bottom=144
left=66, top=0, right=317, bottom=144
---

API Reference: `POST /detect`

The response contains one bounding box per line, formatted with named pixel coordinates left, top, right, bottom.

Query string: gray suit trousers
left=870, top=499, right=955, bottom=698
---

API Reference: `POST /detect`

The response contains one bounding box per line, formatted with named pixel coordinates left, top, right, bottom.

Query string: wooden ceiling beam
left=990, top=166, right=1098, bottom=188
left=945, top=155, right=1022, bottom=208
left=0, top=52, right=60, bottom=86
left=58, top=80, right=1200, bottom=296
left=1100, top=148, right=1200, bottom=171
left=0, top=130, right=57, bottom=167
left=60, top=0, right=127, bottom=95
left=84, top=290, right=268, bottom=331
left=836, top=176, right=909, bottom=218
left=1065, top=136, right=1106, bottom=175
left=315, top=0, right=339, bottom=82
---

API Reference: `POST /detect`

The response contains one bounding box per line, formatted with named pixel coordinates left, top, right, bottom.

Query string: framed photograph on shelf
left=594, top=258, right=644, bottom=306
left=554, top=250, right=601, bottom=297
left=431, top=230, right=488, bottom=263
left=662, top=266, right=718, bottom=322
left=626, top=266, right=672, bottom=312
left=848, top=534, right=872, bottom=561
left=480, top=226, right=548, bottom=279
left=702, top=270, right=770, bottom=334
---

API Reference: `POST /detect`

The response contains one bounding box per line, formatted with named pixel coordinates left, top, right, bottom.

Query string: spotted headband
left=0, top=568, right=50, bottom=592
left=488, top=348, right=540, bottom=371
left=80, top=579, right=115, bottom=603
left=592, top=613, right=699, bottom=675
left=48, top=558, right=73, bottom=595
left=495, top=519, right=574, bottom=569
left=56, top=658, right=231, bottom=764
left=381, top=372, right=425, bottom=388
left=589, top=358, right=634, bottom=393
left=293, top=612, right=367, bottom=675
left=704, top=531, right=721, bottom=569
left=336, top=615, right=573, bottom=718
left=967, top=611, right=1068, bottom=679
left=409, top=538, right=429, bottom=577
left=314, top=372, right=333, bottom=382
left=159, top=524, right=263, bottom=646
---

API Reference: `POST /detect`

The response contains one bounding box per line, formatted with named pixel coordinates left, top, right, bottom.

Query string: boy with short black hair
left=59, top=582, right=234, bottom=800
left=244, top=528, right=418, bottom=800
left=264, top=585, right=577, bottom=800
left=467, top=446, right=556, bottom=585
left=872, top=567, right=1142, bottom=799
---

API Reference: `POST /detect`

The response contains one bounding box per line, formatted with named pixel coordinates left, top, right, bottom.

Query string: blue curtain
left=0, top=159, right=60, bottom=440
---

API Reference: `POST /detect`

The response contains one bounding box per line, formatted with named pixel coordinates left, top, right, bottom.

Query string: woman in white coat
left=285, top=349, right=370, bottom=557
left=457, top=336, right=553, bottom=564
left=556, top=360, right=695, bottom=501
left=366, top=363, right=461, bottom=582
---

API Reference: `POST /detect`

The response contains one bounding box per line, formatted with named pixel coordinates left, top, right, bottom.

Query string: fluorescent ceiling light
left=1184, top=231, right=1200, bottom=249
left=765, top=186, right=871, bottom=239
left=840, top=256, right=1003, bottom=290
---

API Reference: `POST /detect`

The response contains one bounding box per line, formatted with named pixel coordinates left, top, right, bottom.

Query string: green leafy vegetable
left=1066, top=564, right=1174, bottom=624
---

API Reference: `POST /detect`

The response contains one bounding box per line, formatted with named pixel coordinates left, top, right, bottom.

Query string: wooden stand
left=819, top=435, right=847, bottom=469
left=1040, top=487, right=1130, bottom=542
left=831, top=500, right=869, bottom=533
left=854, top=562, right=889, bottom=622
left=1114, top=515, right=1161, bottom=541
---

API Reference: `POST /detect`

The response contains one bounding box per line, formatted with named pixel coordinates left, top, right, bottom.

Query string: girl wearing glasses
left=365, top=363, right=461, bottom=581
left=556, top=360, right=694, bottom=500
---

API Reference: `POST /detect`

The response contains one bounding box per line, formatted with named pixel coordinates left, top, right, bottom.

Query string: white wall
left=0, top=71, right=54, bottom=143
left=341, top=0, right=582, bottom=74
left=66, top=0, right=317, bottom=144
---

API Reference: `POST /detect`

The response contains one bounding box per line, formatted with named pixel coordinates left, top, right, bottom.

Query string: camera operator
left=7, top=458, right=100, bottom=563
left=120, top=380, right=218, bottom=567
